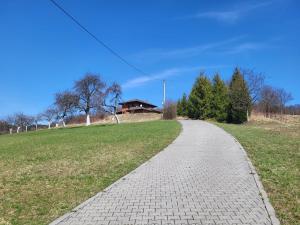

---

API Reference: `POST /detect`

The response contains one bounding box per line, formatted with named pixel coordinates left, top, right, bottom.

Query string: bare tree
left=243, top=69, right=265, bottom=104
left=276, top=88, right=293, bottom=115
left=33, top=114, right=42, bottom=131
left=74, top=73, right=106, bottom=126
left=55, top=91, right=78, bottom=127
left=15, top=113, right=26, bottom=132
left=25, top=116, right=34, bottom=132
left=42, top=107, right=57, bottom=129
left=6, top=115, right=16, bottom=133
left=259, top=86, right=280, bottom=117
left=10, top=113, right=34, bottom=132
left=104, top=82, right=122, bottom=124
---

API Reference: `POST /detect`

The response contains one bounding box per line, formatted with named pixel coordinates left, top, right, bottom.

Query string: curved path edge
left=50, top=120, right=280, bottom=225
left=214, top=123, right=280, bottom=225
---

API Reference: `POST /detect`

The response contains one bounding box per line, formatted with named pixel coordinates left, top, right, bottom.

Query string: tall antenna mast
left=162, top=80, right=166, bottom=106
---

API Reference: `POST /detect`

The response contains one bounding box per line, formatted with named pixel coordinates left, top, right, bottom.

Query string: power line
left=49, top=0, right=149, bottom=76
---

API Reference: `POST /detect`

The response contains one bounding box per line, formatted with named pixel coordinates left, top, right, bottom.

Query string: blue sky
left=0, top=0, right=299, bottom=117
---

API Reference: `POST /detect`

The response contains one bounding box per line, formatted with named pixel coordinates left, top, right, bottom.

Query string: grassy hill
left=216, top=116, right=300, bottom=225
left=0, top=120, right=181, bottom=225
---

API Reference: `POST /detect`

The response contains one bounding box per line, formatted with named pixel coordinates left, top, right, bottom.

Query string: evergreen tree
left=212, top=74, right=229, bottom=122
left=228, top=68, right=251, bottom=123
left=177, top=98, right=183, bottom=116
left=180, top=93, right=188, bottom=117
left=188, top=74, right=213, bottom=119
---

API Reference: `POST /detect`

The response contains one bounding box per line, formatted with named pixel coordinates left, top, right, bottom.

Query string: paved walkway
left=51, top=120, right=277, bottom=225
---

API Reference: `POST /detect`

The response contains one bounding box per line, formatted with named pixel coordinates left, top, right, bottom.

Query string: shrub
left=163, top=101, right=177, bottom=120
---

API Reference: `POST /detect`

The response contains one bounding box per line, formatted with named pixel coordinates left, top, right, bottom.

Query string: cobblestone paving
left=51, top=120, right=274, bottom=225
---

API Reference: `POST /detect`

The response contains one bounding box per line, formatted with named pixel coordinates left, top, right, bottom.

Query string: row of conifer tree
left=177, top=68, right=251, bottom=123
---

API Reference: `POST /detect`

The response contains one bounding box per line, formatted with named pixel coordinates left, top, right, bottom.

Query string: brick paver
left=51, top=120, right=276, bottom=225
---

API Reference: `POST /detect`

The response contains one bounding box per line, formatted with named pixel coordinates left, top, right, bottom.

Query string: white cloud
left=191, top=1, right=272, bottom=23
left=195, top=11, right=240, bottom=23
left=122, top=65, right=226, bottom=89
left=223, top=42, right=265, bottom=54
left=122, top=68, right=191, bottom=89
left=133, top=36, right=243, bottom=60
left=131, top=36, right=266, bottom=62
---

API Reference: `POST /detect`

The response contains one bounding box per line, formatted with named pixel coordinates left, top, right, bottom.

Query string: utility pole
left=162, top=80, right=166, bottom=107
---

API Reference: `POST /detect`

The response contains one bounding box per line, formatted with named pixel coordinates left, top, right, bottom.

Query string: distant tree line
left=1, top=73, right=122, bottom=134
left=177, top=67, right=296, bottom=123
left=285, top=104, right=300, bottom=115
left=0, top=112, right=45, bottom=134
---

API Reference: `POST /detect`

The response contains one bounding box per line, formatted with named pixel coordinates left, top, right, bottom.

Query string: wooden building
left=117, top=99, right=161, bottom=114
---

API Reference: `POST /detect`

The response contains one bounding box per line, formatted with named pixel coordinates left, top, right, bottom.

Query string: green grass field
left=0, top=120, right=181, bottom=225
left=216, top=118, right=300, bottom=225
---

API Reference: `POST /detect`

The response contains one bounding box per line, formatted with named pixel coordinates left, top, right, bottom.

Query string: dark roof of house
left=119, top=99, right=157, bottom=108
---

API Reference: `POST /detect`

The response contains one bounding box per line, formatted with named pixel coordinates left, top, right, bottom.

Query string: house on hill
left=117, top=99, right=161, bottom=114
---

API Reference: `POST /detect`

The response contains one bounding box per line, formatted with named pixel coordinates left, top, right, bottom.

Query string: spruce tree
left=180, top=93, right=188, bottom=117
left=228, top=68, right=251, bottom=123
left=212, top=74, right=229, bottom=122
left=177, top=98, right=183, bottom=116
left=188, top=74, right=213, bottom=119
